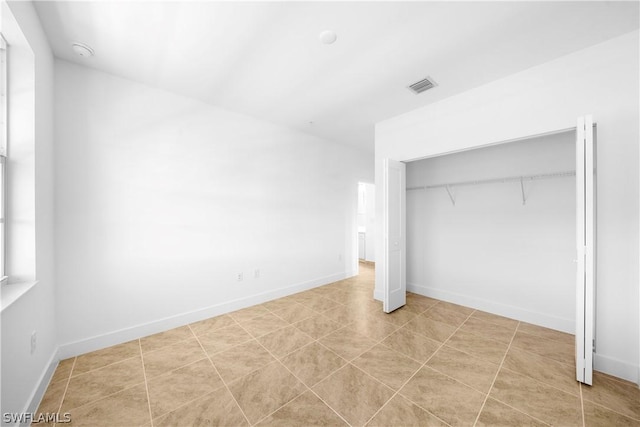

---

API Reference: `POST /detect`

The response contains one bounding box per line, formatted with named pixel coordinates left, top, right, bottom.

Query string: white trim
left=1, top=280, right=38, bottom=312
left=57, top=270, right=356, bottom=359
left=407, top=282, right=574, bottom=334
left=593, top=353, right=639, bottom=385
left=22, top=348, right=60, bottom=426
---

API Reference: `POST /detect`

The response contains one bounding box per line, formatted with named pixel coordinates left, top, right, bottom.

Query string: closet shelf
left=406, top=170, right=576, bottom=192
left=407, top=170, right=577, bottom=206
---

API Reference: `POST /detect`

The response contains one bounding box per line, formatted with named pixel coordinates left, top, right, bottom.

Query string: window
left=0, top=33, right=6, bottom=281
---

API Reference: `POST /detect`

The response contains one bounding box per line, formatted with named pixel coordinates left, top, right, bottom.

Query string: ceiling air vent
left=408, top=77, right=436, bottom=94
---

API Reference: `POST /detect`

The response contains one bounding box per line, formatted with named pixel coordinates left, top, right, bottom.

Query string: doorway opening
left=357, top=182, right=375, bottom=264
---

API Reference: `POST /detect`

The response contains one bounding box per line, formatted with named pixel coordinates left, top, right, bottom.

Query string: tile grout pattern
left=35, top=263, right=640, bottom=426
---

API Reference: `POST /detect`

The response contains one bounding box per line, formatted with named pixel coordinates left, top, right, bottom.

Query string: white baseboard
left=20, top=348, right=60, bottom=427
left=594, top=353, right=640, bottom=385
left=57, top=270, right=356, bottom=360
left=407, top=282, right=575, bottom=334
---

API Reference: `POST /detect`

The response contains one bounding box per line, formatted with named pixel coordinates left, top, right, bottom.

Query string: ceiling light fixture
left=71, top=42, right=95, bottom=58
left=318, top=30, right=337, bottom=45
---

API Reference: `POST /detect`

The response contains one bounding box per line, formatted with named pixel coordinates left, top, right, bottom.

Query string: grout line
left=472, top=320, right=519, bottom=426
left=52, top=356, right=76, bottom=427
left=188, top=324, right=253, bottom=427
left=362, top=309, right=477, bottom=426
left=138, top=339, right=155, bottom=427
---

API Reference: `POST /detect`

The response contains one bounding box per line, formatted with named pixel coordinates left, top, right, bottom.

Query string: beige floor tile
left=293, top=315, right=342, bottom=339
left=458, top=317, right=515, bottom=344
left=321, top=306, right=359, bottom=324
left=405, top=293, right=438, bottom=313
left=583, top=400, right=640, bottom=427
left=271, top=303, right=316, bottom=324
left=445, top=329, right=509, bottom=365
left=581, top=371, right=640, bottom=420
left=423, top=304, right=470, bottom=327
left=188, top=314, right=236, bottom=336
left=376, top=305, right=418, bottom=326
left=511, top=331, right=574, bottom=365
left=502, top=347, right=579, bottom=395
left=51, top=358, right=75, bottom=384
left=197, top=323, right=253, bottom=355
left=281, top=342, right=347, bottom=387
left=518, top=322, right=574, bottom=345
left=382, top=327, right=440, bottom=363
left=352, top=344, right=421, bottom=390
left=210, top=340, right=275, bottom=383
left=240, top=313, right=289, bottom=338
left=67, top=384, right=149, bottom=427
left=400, top=366, right=486, bottom=427
left=434, top=301, right=475, bottom=316
left=73, top=340, right=140, bottom=375
left=262, top=297, right=297, bottom=313
left=313, top=364, right=394, bottom=426
left=61, top=356, right=145, bottom=411
left=490, top=368, right=582, bottom=426
left=367, top=394, right=447, bottom=427
left=256, top=390, right=347, bottom=426
left=140, top=326, right=194, bottom=353
left=146, top=359, right=224, bottom=419
left=142, top=338, right=207, bottom=379
left=427, top=346, right=499, bottom=393
left=229, top=361, right=306, bottom=425
left=404, top=315, right=458, bottom=342
left=257, top=325, right=314, bottom=359
left=229, top=305, right=271, bottom=323
left=319, top=327, right=377, bottom=361
left=154, top=387, right=248, bottom=427
left=300, top=296, right=338, bottom=313
left=36, top=378, right=67, bottom=416
left=471, top=311, right=519, bottom=330
left=341, top=297, right=382, bottom=314
left=311, top=284, right=341, bottom=297
left=349, top=315, right=400, bottom=341
left=476, top=398, right=547, bottom=427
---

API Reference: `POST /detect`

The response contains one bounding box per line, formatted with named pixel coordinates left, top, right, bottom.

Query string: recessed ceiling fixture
left=71, top=42, right=94, bottom=58
left=408, top=77, right=437, bottom=94
left=318, top=30, right=337, bottom=45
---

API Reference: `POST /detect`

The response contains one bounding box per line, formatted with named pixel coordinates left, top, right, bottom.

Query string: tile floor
left=36, top=263, right=640, bottom=426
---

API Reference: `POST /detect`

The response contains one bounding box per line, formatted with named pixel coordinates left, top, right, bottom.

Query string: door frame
left=380, top=118, right=596, bottom=384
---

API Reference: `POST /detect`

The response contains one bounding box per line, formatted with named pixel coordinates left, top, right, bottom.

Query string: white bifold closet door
left=382, top=158, right=406, bottom=313
left=576, top=115, right=596, bottom=385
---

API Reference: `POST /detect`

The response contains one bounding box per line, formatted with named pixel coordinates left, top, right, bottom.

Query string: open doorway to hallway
left=357, top=182, right=375, bottom=264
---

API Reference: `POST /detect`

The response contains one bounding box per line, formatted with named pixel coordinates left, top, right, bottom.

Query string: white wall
left=55, top=60, right=373, bottom=354
left=1, top=0, right=56, bottom=423
left=406, top=132, right=575, bottom=331
left=375, top=30, right=639, bottom=383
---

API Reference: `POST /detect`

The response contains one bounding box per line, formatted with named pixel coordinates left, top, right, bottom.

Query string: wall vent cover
left=408, top=77, right=436, bottom=94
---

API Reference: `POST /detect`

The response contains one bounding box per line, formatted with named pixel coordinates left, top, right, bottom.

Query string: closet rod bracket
left=445, top=185, right=456, bottom=206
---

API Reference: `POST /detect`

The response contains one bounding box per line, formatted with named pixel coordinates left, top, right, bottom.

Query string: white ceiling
left=34, top=1, right=639, bottom=152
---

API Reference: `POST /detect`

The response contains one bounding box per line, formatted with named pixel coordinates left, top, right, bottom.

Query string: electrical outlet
left=254, top=269, right=260, bottom=279
left=30, top=331, right=37, bottom=355
left=237, top=272, right=243, bottom=282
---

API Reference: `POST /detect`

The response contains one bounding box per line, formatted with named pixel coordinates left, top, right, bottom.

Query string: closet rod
left=406, top=170, right=576, bottom=192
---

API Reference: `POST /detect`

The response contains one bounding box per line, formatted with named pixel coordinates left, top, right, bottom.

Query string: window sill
left=1, top=280, right=38, bottom=313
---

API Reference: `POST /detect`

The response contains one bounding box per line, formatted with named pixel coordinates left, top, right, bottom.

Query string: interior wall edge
left=56, top=268, right=357, bottom=360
